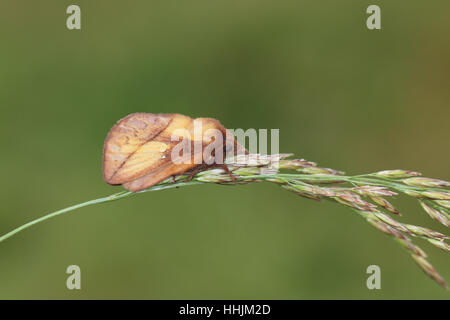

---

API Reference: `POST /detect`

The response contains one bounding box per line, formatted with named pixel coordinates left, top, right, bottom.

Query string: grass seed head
left=428, top=239, right=450, bottom=253
left=375, top=170, right=421, bottom=178
left=278, top=159, right=317, bottom=169
left=403, top=177, right=450, bottom=188
left=419, top=201, right=450, bottom=227
left=411, top=254, right=448, bottom=290
left=421, top=191, right=450, bottom=200
left=297, top=167, right=345, bottom=175
left=370, top=196, right=400, bottom=215
left=434, top=200, right=450, bottom=209
left=403, top=224, right=448, bottom=241
left=353, top=186, right=397, bottom=197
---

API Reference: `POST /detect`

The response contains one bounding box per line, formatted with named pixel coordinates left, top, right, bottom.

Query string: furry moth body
left=102, top=113, right=246, bottom=192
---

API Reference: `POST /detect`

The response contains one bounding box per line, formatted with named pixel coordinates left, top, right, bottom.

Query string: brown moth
left=103, top=113, right=246, bottom=192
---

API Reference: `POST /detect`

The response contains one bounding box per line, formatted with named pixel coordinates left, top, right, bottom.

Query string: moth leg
left=216, top=164, right=236, bottom=183
left=184, top=168, right=202, bottom=182
left=183, top=164, right=236, bottom=183
left=183, top=164, right=211, bottom=182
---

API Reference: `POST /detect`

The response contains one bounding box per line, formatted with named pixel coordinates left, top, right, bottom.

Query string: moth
left=103, top=113, right=246, bottom=192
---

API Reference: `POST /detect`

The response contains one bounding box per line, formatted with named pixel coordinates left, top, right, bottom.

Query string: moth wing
left=123, top=162, right=197, bottom=192
left=103, top=113, right=174, bottom=184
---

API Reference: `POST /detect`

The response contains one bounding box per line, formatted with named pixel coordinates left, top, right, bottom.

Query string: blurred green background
left=0, top=0, right=449, bottom=299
